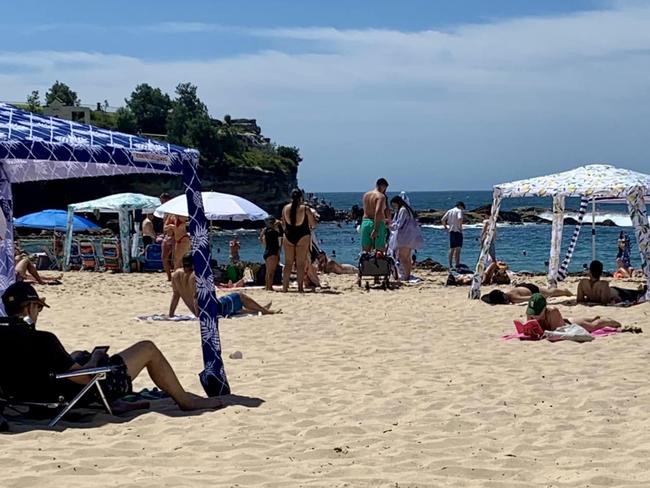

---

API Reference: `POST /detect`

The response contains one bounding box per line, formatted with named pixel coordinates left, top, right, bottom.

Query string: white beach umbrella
left=154, top=191, right=269, bottom=221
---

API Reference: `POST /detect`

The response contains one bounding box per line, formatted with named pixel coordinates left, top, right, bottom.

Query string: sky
left=2, top=0, right=650, bottom=191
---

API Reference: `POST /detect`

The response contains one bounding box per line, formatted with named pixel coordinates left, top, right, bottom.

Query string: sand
left=2, top=271, right=650, bottom=487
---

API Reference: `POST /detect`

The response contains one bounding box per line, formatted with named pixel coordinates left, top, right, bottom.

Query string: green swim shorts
left=361, top=218, right=387, bottom=250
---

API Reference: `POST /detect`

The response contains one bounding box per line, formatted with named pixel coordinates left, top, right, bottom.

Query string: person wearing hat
left=525, top=292, right=622, bottom=332
left=1, top=281, right=223, bottom=411
left=481, top=283, right=572, bottom=305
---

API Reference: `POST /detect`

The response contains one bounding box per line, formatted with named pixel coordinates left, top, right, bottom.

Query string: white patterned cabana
left=470, top=164, right=650, bottom=300
left=0, top=103, right=229, bottom=396
left=64, top=192, right=161, bottom=273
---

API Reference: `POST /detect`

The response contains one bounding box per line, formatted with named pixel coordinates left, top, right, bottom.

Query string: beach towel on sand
left=503, top=320, right=619, bottom=342
left=136, top=314, right=197, bottom=322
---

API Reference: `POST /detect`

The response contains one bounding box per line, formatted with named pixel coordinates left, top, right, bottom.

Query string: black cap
left=2, top=282, right=50, bottom=316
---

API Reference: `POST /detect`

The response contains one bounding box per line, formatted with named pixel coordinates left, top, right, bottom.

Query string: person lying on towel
left=481, top=283, right=573, bottom=305
left=577, top=260, right=647, bottom=305
left=1, top=282, right=223, bottom=411
left=169, top=252, right=278, bottom=318
left=525, top=293, right=623, bottom=333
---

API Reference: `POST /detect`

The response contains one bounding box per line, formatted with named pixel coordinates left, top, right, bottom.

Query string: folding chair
left=142, top=243, right=163, bottom=272
left=0, top=366, right=114, bottom=428
left=79, top=240, right=98, bottom=270
left=101, top=239, right=122, bottom=272
left=0, top=319, right=115, bottom=429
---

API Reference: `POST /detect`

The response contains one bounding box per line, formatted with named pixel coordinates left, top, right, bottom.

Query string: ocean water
left=211, top=191, right=636, bottom=273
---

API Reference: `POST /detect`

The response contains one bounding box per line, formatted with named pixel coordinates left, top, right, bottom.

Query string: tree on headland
left=277, top=146, right=302, bottom=165
left=26, top=90, right=41, bottom=112
left=45, top=81, right=80, bottom=106
left=125, top=84, right=172, bottom=135
left=167, top=83, right=222, bottom=168
left=114, top=107, right=138, bottom=133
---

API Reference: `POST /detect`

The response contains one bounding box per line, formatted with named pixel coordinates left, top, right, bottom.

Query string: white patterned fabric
left=0, top=103, right=229, bottom=395
left=470, top=164, right=650, bottom=300
left=469, top=191, right=502, bottom=299
left=495, top=164, right=650, bottom=199
left=626, top=188, right=650, bottom=300
left=547, top=195, right=565, bottom=288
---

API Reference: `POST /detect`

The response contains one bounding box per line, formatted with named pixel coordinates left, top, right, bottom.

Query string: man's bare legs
left=539, top=287, right=574, bottom=298
left=238, top=293, right=277, bottom=315
left=454, top=247, right=461, bottom=269
left=265, top=254, right=279, bottom=291
left=117, top=341, right=223, bottom=410
left=570, top=316, right=621, bottom=332
left=282, top=242, right=296, bottom=292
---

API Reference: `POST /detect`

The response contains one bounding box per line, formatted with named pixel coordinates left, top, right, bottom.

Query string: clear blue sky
left=3, top=0, right=649, bottom=191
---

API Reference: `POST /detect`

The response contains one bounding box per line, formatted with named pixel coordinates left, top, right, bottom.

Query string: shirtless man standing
left=169, top=252, right=277, bottom=318
left=361, top=178, right=389, bottom=252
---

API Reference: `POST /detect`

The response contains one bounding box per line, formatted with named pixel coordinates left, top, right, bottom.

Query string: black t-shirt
left=0, top=325, right=77, bottom=401
left=264, top=228, right=282, bottom=255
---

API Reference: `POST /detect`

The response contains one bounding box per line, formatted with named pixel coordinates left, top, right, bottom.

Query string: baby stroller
left=357, top=251, right=398, bottom=290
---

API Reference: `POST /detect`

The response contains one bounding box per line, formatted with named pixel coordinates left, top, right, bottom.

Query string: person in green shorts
left=361, top=178, right=389, bottom=251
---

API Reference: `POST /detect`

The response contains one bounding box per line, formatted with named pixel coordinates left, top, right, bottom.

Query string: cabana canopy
left=470, top=164, right=650, bottom=300
left=0, top=102, right=229, bottom=396
left=64, top=193, right=161, bottom=272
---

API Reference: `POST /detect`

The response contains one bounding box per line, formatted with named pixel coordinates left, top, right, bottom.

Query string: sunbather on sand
left=317, top=252, right=356, bottom=274
left=1, top=281, right=222, bottom=411
left=169, top=252, right=277, bottom=317
left=481, top=282, right=572, bottom=305
left=15, top=254, right=62, bottom=285
left=577, top=260, right=647, bottom=305
left=525, top=293, right=622, bottom=332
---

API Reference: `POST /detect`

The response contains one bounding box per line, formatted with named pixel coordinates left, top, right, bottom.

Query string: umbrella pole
left=591, top=198, right=596, bottom=261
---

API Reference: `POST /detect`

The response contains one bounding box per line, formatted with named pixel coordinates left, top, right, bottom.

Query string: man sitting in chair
left=169, top=252, right=277, bottom=317
left=1, top=282, right=223, bottom=411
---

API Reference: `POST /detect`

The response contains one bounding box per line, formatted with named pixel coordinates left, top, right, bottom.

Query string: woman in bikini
left=281, top=189, right=316, bottom=293
left=171, top=216, right=191, bottom=270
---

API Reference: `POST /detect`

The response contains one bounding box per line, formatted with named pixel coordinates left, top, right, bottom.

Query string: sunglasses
left=28, top=301, right=45, bottom=311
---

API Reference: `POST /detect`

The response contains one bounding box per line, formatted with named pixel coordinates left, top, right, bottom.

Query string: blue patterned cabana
left=0, top=102, right=229, bottom=396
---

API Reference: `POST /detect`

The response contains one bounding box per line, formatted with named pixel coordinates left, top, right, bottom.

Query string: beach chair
left=0, top=320, right=114, bottom=429
left=79, top=240, right=98, bottom=271
left=101, top=239, right=122, bottom=272
left=142, top=243, right=163, bottom=272
left=68, top=240, right=82, bottom=270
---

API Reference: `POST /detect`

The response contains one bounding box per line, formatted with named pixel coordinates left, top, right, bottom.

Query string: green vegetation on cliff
left=23, top=82, right=302, bottom=176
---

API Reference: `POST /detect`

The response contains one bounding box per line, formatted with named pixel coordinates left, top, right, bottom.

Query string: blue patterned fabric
left=0, top=102, right=229, bottom=396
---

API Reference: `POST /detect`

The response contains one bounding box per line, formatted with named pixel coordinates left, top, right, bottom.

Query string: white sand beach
left=2, top=271, right=649, bottom=487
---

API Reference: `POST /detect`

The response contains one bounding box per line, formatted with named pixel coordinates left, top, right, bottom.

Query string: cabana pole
left=469, top=189, right=502, bottom=299
left=591, top=198, right=596, bottom=261
left=548, top=195, right=565, bottom=288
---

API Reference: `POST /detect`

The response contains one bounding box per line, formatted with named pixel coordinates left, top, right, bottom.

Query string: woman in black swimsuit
left=260, top=218, right=283, bottom=291
left=281, top=189, right=315, bottom=292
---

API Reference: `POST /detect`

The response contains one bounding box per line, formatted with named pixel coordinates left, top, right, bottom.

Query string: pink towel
left=502, top=325, right=621, bottom=341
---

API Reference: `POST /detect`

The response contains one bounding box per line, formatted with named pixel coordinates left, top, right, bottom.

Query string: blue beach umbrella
left=15, top=209, right=100, bottom=232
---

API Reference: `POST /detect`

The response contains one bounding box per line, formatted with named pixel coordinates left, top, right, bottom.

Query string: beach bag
left=492, top=263, right=511, bottom=285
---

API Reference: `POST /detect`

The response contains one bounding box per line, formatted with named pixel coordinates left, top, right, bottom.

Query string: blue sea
left=211, top=191, right=635, bottom=273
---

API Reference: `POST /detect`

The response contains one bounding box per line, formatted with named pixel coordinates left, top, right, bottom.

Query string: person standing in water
left=442, top=201, right=465, bottom=270
left=260, top=218, right=283, bottom=291
left=361, top=178, right=389, bottom=252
